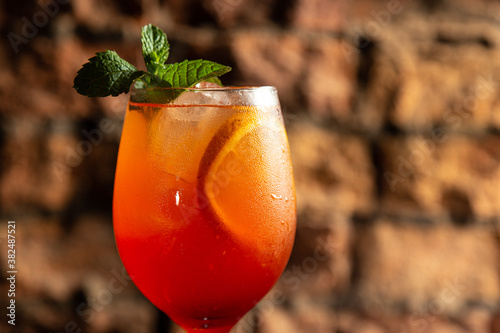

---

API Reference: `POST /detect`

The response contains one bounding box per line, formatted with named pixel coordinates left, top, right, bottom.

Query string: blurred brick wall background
left=1, top=0, right=500, bottom=332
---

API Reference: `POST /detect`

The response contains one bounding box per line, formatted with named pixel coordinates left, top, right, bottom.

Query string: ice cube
left=174, top=82, right=229, bottom=107
left=146, top=102, right=230, bottom=183
left=195, top=81, right=222, bottom=88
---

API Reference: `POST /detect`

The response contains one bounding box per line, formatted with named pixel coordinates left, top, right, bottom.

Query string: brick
left=231, top=31, right=359, bottom=118
left=245, top=304, right=338, bottom=333
left=0, top=116, right=73, bottom=213
left=0, top=116, right=120, bottom=215
left=288, top=121, right=375, bottom=216
left=357, top=14, right=500, bottom=132
left=202, top=0, right=267, bottom=28
left=304, top=37, right=358, bottom=120
left=336, top=311, right=386, bottom=333
left=376, top=314, right=467, bottom=333
left=10, top=216, right=118, bottom=298
left=282, top=214, right=352, bottom=300
left=379, top=134, right=500, bottom=221
left=289, top=0, right=414, bottom=33
left=290, top=0, right=347, bottom=31
left=354, top=220, right=500, bottom=313
left=230, top=30, right=307, bottom=112
left=72, top=0, right=132, bottom=29
left=249, top=307, right=299, bottom=333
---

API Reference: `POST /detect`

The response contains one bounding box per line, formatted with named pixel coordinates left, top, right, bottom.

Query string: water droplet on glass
left=284, top=196, right=288, bottom=202
left=175, top=191, right=180, bottom=206
left=271, top=194, right=283, bottom=200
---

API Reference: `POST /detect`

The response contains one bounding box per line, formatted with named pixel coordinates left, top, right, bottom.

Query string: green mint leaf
left=130, top=78, right=179, bottom=104
left=73, top=50, right=146, bottom=97
left=158, top=59, right=231, bottom=88
left=141, top=24, right=169, bottom=74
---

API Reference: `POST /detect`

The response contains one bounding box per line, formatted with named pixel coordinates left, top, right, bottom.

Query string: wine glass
left=113, top=84, right=296, bottom=332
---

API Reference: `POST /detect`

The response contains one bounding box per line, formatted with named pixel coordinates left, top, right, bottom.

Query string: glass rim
left=130, top=85, right=277, bottom=92
left=129, top=84, right=280, bottom=106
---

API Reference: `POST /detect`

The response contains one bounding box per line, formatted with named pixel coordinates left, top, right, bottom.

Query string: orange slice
left=196, top=109, right=265, bottom=243
left=196, top=106, right=295, bottom=252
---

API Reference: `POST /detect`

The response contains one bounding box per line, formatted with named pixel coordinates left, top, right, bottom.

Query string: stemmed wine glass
left=113, top=84, right=296, bottom=332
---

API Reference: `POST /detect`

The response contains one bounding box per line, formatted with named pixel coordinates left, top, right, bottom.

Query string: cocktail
left=73, top=24, right=296, bottom=332
left=112, top=85, right=296, bottom=332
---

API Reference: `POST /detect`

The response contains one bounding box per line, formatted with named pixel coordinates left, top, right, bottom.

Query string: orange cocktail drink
left=113, top=86, right=296, bottom=332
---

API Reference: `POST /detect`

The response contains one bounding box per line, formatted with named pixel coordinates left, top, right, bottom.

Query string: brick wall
left=0, top=0, right=499, bottom=332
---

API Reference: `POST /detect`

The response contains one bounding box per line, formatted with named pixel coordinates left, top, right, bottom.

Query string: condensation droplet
left=284, top=196, right=289, bottom=202
left=175, top=191, right=180, bottom=206
left=271, top=193, right=283, bottom=200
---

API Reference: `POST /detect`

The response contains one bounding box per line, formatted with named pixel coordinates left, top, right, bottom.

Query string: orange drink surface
left=113, top=87, right=296, bottom=332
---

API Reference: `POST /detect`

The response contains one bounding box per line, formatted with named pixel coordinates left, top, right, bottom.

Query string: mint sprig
left=73, top=24, right=231, bottom=100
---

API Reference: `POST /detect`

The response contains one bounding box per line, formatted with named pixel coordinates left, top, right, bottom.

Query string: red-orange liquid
left=113, top=102, right=296, bottom=331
